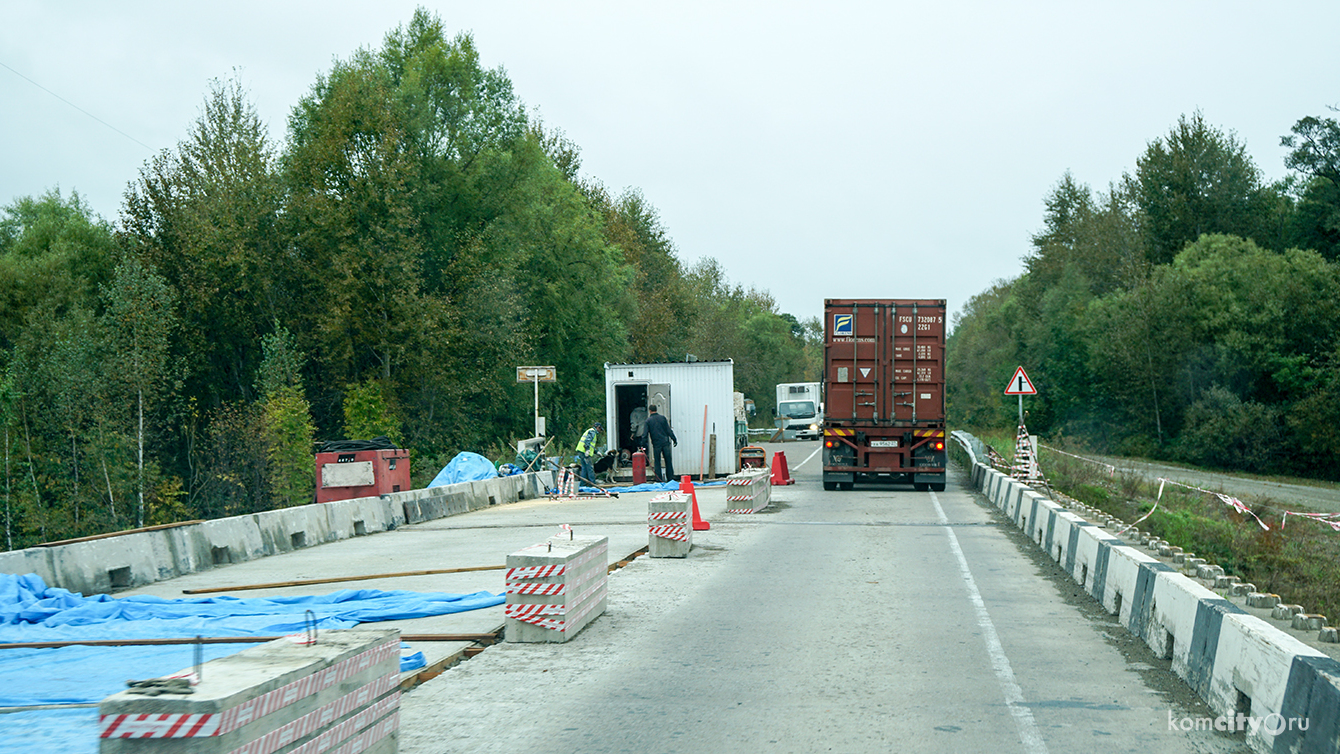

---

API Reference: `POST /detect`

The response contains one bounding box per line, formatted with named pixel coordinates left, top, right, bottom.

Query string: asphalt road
left=1087, top=454, right=1340, bottom=513
left=391, top=441, right=1247, bottom=754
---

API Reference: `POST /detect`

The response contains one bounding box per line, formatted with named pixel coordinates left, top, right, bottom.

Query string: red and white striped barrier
left=98, top=630, right=400, bottom=754
left=647, top=492, right=692, bottom=557
left=648, top=510, right=689, bottom=543
left=725, top=469, right=771, bottom=513
left=100, top=638, right=399, bottom=740
left=505, top=535, right=609, bottom=643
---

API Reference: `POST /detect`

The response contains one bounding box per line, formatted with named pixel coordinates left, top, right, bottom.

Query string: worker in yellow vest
left=575, top=421, right=603, bottom=486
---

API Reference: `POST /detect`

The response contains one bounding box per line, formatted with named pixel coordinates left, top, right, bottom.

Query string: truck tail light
left=934, top=441, right=944, bottom=450
left=825, top=439, right=836, bottom=448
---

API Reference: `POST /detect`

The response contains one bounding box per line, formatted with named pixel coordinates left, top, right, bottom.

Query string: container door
left=891, top=303, right=946, bottom=422
left=827, top=304, right=883, bottom=422
left=648, top=384, right=671, bottom=421
left=646, top=383, right=674, bottom=473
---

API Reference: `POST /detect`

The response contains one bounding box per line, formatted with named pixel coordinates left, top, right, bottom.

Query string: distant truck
left=822, top=299, right=947, bottom=491
left=775, top=382, right=822, bottom=440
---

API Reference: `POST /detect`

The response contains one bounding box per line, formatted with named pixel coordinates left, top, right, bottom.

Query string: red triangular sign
left=1004, top=366, right=1037, bottom=395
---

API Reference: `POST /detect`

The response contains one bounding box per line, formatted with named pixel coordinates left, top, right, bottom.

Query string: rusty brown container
left=822, top=299, right=947, bottom=491
left=824, top=299, right=946, bottom=426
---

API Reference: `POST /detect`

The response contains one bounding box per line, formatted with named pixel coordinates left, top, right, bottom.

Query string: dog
left=591, top=449, right=619, bottom=483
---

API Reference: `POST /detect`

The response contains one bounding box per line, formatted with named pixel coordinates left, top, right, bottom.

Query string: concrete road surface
left=390, top=440, right=1248, bottom=754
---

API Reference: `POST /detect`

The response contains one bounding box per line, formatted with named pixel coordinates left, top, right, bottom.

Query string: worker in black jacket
left=640, top=404, right=678, bottom=483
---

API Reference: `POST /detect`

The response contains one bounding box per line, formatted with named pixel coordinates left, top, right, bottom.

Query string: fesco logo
left=833, top=314, right=853, bottom=337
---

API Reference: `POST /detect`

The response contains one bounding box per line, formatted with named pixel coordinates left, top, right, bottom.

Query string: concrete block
left=1293, top=614, right=1327, bottom=631
left=1196, top=563, right=1225, bottom=580
left=1229, top=582, right=1255, bottom=596
left=252, top=504, right=333, bottom=555
left=99, top=628, right=400, bottom=754
left=505, top=534, right=608, bottom=643
left=0, top=546, right=54, bottom=583
left=1273, top=604, right=1304, bottom=621
left=724, top=470, right=770, bottom=514
left=1247, top=593, right=1281, bottom=608
left=1206, top=611, right=1330, bottom=751
left=48, top=530, right=180, bottom=595
left=1212, top=574, right=1238, bottom=590
left=648, top=492, right=692, bottom=558
left=468, top=481, right=500, bottom=510
left=169, top=516, right=268, bottom=577
left=323, top=496, right=399, bottom=541
left=1320, top=627, right=1340, bottom=643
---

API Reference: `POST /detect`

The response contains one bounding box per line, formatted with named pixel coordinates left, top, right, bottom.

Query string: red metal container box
left=314, top=448, right=411, bottom=504
left=822, top=299, right=947, bottom=491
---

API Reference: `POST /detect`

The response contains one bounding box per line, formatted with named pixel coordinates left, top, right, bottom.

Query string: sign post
left=516, top=366, right=557, bottom=437
left=1002, top=366, right=1037, bottom=424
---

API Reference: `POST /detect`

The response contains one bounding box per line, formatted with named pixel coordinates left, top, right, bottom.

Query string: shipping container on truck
left=822, top=299, right=947, bottom=491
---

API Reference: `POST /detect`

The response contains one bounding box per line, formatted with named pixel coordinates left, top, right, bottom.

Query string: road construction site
left=10, top=436, right=1331, bottom=753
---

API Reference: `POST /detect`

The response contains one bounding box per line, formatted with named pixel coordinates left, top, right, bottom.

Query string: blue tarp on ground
left=0, top=572, right=504, bottom=753
left=428, top=451, right=499, bottom=487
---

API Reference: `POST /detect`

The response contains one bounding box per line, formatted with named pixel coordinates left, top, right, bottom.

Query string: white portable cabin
left=604, top=360, right=735, bottom=478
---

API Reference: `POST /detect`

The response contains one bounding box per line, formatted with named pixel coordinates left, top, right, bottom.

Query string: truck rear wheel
left=823, top=481, right=837, bottom=491
left=932, top=482, right=946, bottom=492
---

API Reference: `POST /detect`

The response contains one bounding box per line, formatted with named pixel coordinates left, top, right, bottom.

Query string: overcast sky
left=3, top=2, right=1338, bottom=326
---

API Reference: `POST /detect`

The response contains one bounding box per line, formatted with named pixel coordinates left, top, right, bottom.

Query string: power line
left=0, top=59, right=153, bottom=151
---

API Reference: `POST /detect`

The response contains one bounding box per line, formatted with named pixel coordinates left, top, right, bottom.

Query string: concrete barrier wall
left=951, top=431, right=1340, bottom=753
left=0, top=469, right=557, bottom=596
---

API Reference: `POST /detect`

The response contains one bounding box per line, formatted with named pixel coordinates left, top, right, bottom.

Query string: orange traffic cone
left=681, top=475, right=710, bottom=531
left=771, top=451, right=795, bottom=485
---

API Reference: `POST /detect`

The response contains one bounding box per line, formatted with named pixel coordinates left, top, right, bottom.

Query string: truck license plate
left=870, top=440, right=899, bottom=448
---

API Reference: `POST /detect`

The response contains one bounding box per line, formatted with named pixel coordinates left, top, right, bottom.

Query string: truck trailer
left=821, top=299, right=947, bottom=491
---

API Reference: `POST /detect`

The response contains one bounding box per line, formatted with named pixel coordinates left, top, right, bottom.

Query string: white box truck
left=775, top=381, right=822, bottom=440
left=605, top=360, right=735, bottom=478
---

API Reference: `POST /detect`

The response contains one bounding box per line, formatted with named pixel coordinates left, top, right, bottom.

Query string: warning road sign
left=1004, top=366, right=1037, bottom=396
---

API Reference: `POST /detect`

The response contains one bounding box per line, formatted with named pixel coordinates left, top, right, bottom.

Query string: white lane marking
left=794, top=445, right=822, bottom=469
left=931, top=490, right=1049, bottom=754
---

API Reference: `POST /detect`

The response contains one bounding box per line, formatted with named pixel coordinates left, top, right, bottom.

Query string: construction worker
left=575, top=421, right=603, bottom=487
left=641, top=405, right=677, bottom=482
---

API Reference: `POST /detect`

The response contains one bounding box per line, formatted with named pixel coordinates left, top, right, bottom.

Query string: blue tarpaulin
left=0, top=573, right=504, bottom=753
left=428, top=451, right=499, bottom=487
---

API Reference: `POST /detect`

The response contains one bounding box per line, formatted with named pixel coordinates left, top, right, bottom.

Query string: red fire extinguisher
left=631, top=450, right=647, bottom=485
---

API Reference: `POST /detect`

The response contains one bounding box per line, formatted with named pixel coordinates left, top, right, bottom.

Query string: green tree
left=257, top=324, right=315, bottom=507
left=342, top=379, right=402, bottom=443
left=121, top=76, right=287, bottom=406
left=102, top=258, right=178, bottom=528
left=1130, top=112, right=1275, bottom=264
left=1282, top=113, right=1340, bottom=260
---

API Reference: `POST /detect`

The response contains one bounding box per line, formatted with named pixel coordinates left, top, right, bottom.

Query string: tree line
left=0, top=9, right=819, bottom=549
left=948, top=108, right=1340, bottom=478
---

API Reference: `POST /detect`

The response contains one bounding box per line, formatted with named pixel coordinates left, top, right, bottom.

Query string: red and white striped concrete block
left=101, top=638, right=399, bottom=740
left=98, top=629, right=400, bottom=754
left=505, top=535, right=609, bottom=643
left=725, top=469, right=771, bottom=513
left=647, top=492, right=692, bottom=557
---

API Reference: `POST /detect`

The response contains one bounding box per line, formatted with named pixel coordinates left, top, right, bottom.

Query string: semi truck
left=774, top=381, right=822, bottom=440
left=821, top=299, right=947, bottom=491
